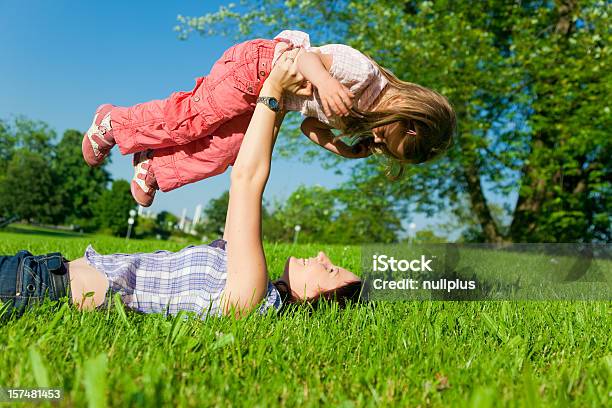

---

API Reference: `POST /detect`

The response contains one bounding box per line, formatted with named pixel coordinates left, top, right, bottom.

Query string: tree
left=133, top=215, right=157, bottom=239
left=0, top=120, right=14, bottom=217
left=0, top=119, right=16, bottom=175
left=155, top=210, right=180, bottom=239
left=414, top=229, right=448, bottom=244
left=92, top=180, right=136, bottom=236
left=507, top=1, right=611, bottom=242
left=261, top=206, right=289, bottom=242
left=53, top=129, right=111, bottom=229
left=10, top=116, right=56, bottom=154
left=274, top=185, right=338, bottom=243
left=190, top=185, right=402, bottom=244
left=272, top=185, right=402, bottom=244
left=0, top=149, right=61, bottom=223
left=333, top=183, right=403, bottom=243
left=133, top=211, right=181, bottom=240
left=178, top=0, right=611, bottom=243
left=0, top=118, right=61, bottom=223
left=199, top=190, right=230, bottom=238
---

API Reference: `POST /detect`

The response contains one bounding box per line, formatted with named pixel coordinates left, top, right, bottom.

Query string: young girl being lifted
left=82, top=30, right=456, bottom=206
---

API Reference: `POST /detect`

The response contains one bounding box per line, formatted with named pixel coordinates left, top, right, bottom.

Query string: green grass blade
left=28, top=346, right=50, bottom=388
left=82, top=353, right=108, bottom=408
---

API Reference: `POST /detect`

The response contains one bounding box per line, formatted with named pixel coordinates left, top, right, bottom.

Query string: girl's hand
left=317, top=77, right=354, bottom=117
left=294, top=80, right=313, bottom=97
left=301, top=117, right=373, bottom=159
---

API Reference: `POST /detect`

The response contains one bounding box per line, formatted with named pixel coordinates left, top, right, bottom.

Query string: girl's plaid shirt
left=85, top=239, right=282, bottom=318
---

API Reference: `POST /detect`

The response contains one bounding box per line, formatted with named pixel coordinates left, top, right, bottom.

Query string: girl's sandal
left=82, top=104, right=116, bottom=167
left=131, top=150, right=158, bottom=207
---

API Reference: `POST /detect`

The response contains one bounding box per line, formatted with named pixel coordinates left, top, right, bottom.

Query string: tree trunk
left=462, top=160, right=504, bottom=243
left=509, top=0, right=578, bottom=242
left=456, top=126, right=504, bottom=243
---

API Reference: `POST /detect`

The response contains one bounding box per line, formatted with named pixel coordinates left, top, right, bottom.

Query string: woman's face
left=281, top=251, right=360, bottom=299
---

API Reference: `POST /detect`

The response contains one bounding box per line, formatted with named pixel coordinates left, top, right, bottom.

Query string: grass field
left=0, top=226, right=610, bottom=407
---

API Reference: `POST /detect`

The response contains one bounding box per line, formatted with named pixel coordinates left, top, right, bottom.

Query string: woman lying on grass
left=0, top=49, right=361, bottom=320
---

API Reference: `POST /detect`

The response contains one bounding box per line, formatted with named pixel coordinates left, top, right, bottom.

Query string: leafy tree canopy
left=92, top=180, right=136, bottom=237
left=54, top=129, right=111, bottom=228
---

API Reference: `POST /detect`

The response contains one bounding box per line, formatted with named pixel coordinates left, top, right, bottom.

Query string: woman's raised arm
left=222, top=50, right=307, bottom=316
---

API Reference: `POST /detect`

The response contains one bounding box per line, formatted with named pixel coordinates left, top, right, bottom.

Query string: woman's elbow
left=230, top=166, right=250, bottom=183
left=230, top=166, right=269, bottom=188
left=222, top=289, right=267, bottom=318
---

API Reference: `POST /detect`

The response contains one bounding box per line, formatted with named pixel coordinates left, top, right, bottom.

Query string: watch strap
left=257, top=96, right=280, bottom=112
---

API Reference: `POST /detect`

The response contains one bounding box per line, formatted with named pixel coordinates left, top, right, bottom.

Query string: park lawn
left=0, top=227, right=610, bottom=407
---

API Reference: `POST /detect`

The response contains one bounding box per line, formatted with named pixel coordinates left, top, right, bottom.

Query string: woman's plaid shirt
left=84, top=239, right=282, bottom=318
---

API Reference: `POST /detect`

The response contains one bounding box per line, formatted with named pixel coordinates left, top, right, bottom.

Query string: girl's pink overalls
left=110, top=39, right=279, bottom=192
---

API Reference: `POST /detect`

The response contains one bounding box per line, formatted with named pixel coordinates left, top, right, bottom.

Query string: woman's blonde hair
left=339, top=58, right=457, bottom=179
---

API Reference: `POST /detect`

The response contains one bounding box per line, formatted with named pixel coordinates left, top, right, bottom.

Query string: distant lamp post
left=409, top=222, right=417, bottom=244
left=126, top=209, right=137, bottom=241
left=293, top=224, right=302, bottom=245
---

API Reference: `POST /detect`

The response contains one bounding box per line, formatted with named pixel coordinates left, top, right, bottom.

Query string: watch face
left=269, top=98, right=279, bottom=110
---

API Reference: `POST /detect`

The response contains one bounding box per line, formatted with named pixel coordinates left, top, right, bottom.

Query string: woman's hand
left=262, top=49, right=311, bottom=97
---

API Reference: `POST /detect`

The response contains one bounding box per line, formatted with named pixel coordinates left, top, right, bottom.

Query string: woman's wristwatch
left=257, top=96, right=281, bottom=112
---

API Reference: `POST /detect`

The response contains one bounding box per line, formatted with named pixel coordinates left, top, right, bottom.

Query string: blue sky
left=0, top=0, right=454, bottom=236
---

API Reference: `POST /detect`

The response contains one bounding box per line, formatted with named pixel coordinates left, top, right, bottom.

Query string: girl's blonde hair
left=339, top=58, right=457, bottom=179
